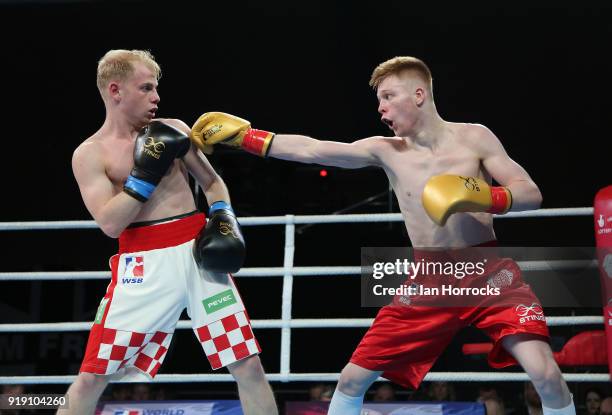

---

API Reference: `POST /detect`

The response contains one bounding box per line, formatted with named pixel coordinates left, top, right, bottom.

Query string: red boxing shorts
left=80, top=212, right=260, bottom=381
left=351, top=241, right=549, bottom=389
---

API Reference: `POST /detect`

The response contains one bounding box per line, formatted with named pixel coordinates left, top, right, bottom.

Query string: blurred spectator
left=477, top=386, right=505, bottom=415
left=583, top=388, right=603, bottom=415
left=601, top=397, right=612, bottom=415
left=0, top=385, right=26, bottom=415
left=309, top=383, right=325, bottom=401
left=372, top=383, right=396, bottom=402
left=132, top=384, right=152, bottom=401
left=154, top=385, right=167, bottom=400
left=309, top=383, right=333, bottom=402
left=319, top=385, right=333, bottom=402
left=477, top=386, right=501, bottom=402
left=111, top=384, right=132, bottom=401
left=427, top=381, right=456, bottom=401
left=483, top=399, right=505, bottom=415
left=1, top=385, right=25, bottom=395
left=515, top=382, right=542, bottom=415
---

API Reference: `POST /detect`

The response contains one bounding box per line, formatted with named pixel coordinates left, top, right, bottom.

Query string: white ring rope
left=0, top=260, right=599, bottom=281
left=0, top=316, right=603, bottom=333
left=0, top=207, right=594, bottom=231
left=2, top=207, right=606, bottom=384
left=0, top=372, right=607, bottom=385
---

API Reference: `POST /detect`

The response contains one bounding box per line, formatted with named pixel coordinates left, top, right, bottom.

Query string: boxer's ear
left=109, top=82, right=121, bottom=101
left=415, top=87, right=425, bottom=107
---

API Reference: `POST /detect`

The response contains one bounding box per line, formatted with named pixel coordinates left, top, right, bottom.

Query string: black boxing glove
left=194, top=201, right=246, bottom=273
left=123, top=121, right=191, bottom=202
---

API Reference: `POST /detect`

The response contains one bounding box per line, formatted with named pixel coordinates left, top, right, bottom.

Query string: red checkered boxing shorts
left=80, top=212, right=260, bottom=381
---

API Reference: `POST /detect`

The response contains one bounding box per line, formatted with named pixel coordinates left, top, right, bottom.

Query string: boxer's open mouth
left=382, top=118, right=393, bottom=128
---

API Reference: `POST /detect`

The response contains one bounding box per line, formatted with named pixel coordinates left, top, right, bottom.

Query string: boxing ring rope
left=0, top=207, right=594, bottom=231
left=0, top=315, right=604, bottom=333
left=1, top=207, right=607, bottom=384
left=0, top=260, right=600, bottom=281
left=0, top=373, right=608, bottom=385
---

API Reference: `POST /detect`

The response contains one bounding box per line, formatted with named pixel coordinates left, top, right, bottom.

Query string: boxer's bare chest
left=92, top=133, right=195, bottom=220
left=378, top=136, right=483, bottom=211
left=99, top=137, right=137, bottom=188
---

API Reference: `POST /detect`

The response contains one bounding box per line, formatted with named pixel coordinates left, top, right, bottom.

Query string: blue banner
left=100, top=400, right=243, bottom=415
left=286, top=401, right=486, bottom=415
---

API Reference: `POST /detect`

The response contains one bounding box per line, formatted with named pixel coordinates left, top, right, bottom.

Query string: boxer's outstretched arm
left=190, top=112, right=380, bottom=168
left=72, top=142, right=143, bottom=238
left=471, top=125, right=542, bottom=211
left=268, top=134, right=380, bottom=169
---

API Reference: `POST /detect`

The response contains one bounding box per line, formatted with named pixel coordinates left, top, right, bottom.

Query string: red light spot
left=319, top=169, right=328, bottom=177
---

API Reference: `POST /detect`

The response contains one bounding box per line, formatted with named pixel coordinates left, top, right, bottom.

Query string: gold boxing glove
left=190, top=112, right=274, bottom=157
left=422, top=175, right=512, bottom=226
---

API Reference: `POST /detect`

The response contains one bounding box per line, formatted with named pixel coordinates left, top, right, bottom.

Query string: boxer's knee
left=531, top=366, right=574, bottom=412
left=228, top=355, right=267, bottom=387
left=503, top=334, right=570, bottom=406
left=336, top=363, right=380, bottom=397
left=71, top=373, right=109, bottom=398
left=530, top=360, right=566, bottom=401
left=56, top=373, right=109, bottom=414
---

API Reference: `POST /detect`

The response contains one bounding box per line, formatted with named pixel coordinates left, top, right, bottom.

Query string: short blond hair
left=369, top=56, right=433, bottom=94
left=96, top=49, right=161, bottom=93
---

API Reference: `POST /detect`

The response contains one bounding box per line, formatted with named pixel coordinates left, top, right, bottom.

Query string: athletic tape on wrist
left=124, top=176, right=156, bottom=200
left=209, top=200, right=234, bottom=215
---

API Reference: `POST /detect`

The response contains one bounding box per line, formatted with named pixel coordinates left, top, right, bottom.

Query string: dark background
left=0, top=0, right=610, bottom=409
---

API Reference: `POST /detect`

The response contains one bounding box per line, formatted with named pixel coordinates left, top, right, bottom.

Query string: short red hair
left=369, top=56, right=433, bottom=95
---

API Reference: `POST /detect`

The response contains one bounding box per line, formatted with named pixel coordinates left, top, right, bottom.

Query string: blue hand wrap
left=209, top=200, right=234, bottom=215
left=124, top=176, right=156, bottom=200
